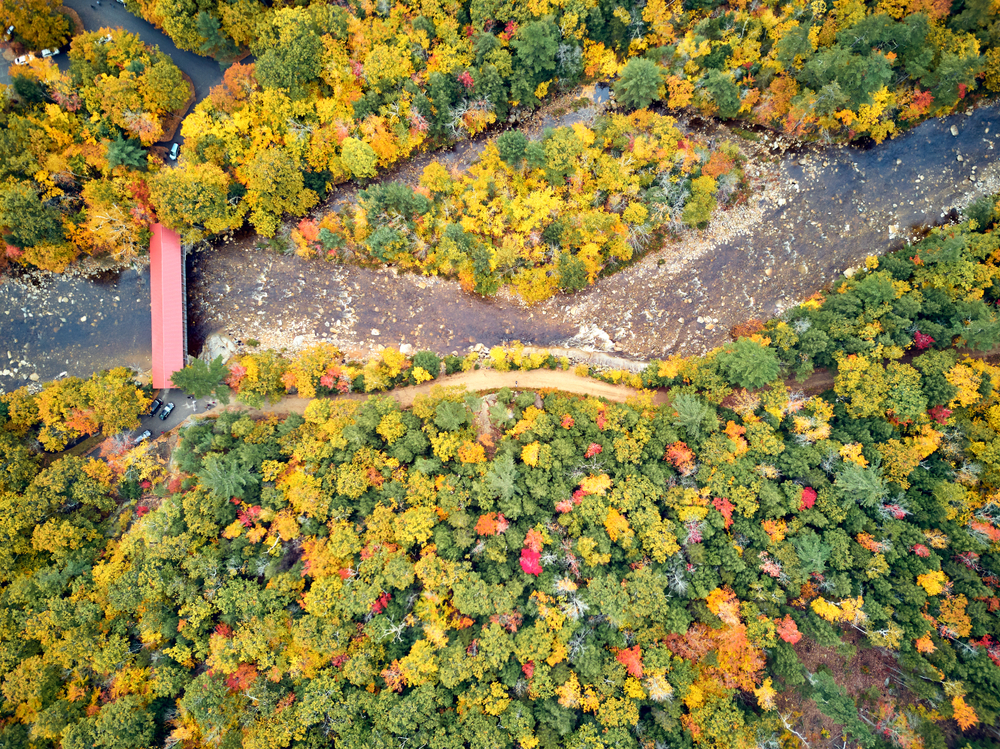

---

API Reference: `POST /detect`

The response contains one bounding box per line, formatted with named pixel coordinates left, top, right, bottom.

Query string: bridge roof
left=149, top=223, right=185, bottom=389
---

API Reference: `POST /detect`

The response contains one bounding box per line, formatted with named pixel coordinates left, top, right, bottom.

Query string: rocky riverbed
left=0, top=266, right=151, bottom=392
left=189, top=104, right=1000, bottom=361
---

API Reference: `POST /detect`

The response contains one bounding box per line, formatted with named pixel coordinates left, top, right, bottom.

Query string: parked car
left=97, top=34, right=113, bottom=44
left=158, top=402, right=175, bottom=420
left=3, top=25, right=14, bottom=42
left=40, top=48, right=59, bottom=58
left=147, top=398, right=163, bottom=417
left=134, top=429, right=152, bottom=444
left=167, top=143, right=180, bottom=161
left=13, top=53, right=33, bottom=66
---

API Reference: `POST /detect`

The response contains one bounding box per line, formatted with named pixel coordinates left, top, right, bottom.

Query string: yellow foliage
left=579, top=474, right=613, bottom=496
left=839, top=442, right=868, bottom=467
left=917, top=570, right=949, bottom=596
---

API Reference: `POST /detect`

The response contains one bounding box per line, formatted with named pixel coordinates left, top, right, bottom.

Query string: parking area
left=133, top=388, right=219, bottom=442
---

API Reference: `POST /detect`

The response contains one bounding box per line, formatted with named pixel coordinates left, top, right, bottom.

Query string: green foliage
left=614, top=58, right=663, bottom=110
left=171, top=356, right=232, bottom=403
left=714, top=338, right=780, bottom=390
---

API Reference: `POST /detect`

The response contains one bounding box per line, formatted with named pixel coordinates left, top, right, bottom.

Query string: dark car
left=134, top=430, right=152, bottom=444
left=148, top=398, right=163, bottom=416
left=158, top=402, right=175, bottom=420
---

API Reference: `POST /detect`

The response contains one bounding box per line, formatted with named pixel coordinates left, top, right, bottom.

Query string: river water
left=0, top=267, right=151, bottom=391
left=1, top=104, right=998, bottom=392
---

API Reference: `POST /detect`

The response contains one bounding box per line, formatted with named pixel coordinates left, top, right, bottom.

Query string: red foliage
left=712, top=497, right=734, bottom=529
left=684, top=520, right=703, bottom=545
left=457, top=70, right=475, bottom=89
left=616, top=645, right=644, bottom=678
left=520, top=548, right=543, bottom=576
left=958, top=83, right=967, bottom=99
left=226, top=363, right=247, bottom=390
left=215, top=623, right=233, bottom=638
left=225, top=663, right=258, bottom=692
left=524, top=528, right=545, bottom=552
left=476, top=512, right=501, bottom=535
left=928, top=405, right=953, bottom=424
left=800, top=486, right=817, bottom=511
left=776, top=615, right=802, bottom=644
left=596, top=410, right=607, bottom=430
left=331, top=654, right=349, bottom=669
left=135, top=506, right=150, bottom=517
left=371, top=592, right=391, bottom=614
left=972, top=635, right=1000, bottom=667
left=584, top=442, right=602, bottom=459
left=521, top=661, right=535, bottom=679
left=664, top=623, right=715, bottom=660
left=556, top=499, right=574, bottom=513
left=913, top=330, right=935, bottom=350
left=561, top=414, right=574, bottom=429
left=913, top=544, right=931, bottom=557
left=237, top=505, right=262, bottom=527
left=665, top=441, right=696, bottom=474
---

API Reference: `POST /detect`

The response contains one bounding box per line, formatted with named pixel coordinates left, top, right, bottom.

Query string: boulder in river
left=200, top=332, right=237, bottom=364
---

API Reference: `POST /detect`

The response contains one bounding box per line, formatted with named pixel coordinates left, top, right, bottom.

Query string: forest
left=2, top=198, right=1000, bottom=747
left=2, top=0, right=998, bottom=280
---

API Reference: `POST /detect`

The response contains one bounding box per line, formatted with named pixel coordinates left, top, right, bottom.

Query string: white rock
left=79, top=316, right=87, bottom=322
left=292, top=335, right=306, bottom=346
left=777, top=197, right=786, bottom=206
left=399, top=343, right=413, bottom=355
left=200, top=332, right=237, bottom=364
left=371, top=329, right=380, bottom=336
left=957, top=154, right=963, bottom=162
left=28, top=373, right=39, bottom=381
left=951, top=125, right=959, bottom=136
left=844, top=267, right=857, bottom=278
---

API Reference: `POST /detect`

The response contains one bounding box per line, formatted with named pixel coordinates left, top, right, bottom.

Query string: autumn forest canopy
left=3, top=206, right=1000, bottom=747
left=1, top=0, right=999, bottom=291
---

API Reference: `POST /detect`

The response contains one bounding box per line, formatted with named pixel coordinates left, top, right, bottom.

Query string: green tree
left=93, top=697, right=155, bottom=749
left=196, top=11, right=238, bottom=59
left=614, top=58, right=663, bottom=110
left=199, top=452, right=259, bottom=500
left=341, top=138, right=378, bottom=180
left=0, top=182, right=64, bottom=249
left=703, top=70, right=740, bottom=119
left=511, top=18, right=559, bottom=104
left=714, top=338, right=780, bottom=389
left=171, top=356, right=232, bottom=403
left=106, top=136, right=148, bottom=172
left=497, top=131, right=529, bottom=168
left=254, top=15, right=323, bottom=99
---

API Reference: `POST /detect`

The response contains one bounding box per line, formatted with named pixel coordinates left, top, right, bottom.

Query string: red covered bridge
left=149, top=223, right=186, bottom=389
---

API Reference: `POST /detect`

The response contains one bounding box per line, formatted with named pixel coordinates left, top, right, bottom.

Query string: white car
left=97, top=34, right=113, bottom=44
left=168, top=143, right=179, bottom=161
left=3, top=25, right=13, bottom=42
left=40, top=47, right=59, bottom=58
left=13, top=53, right=34, bottom=66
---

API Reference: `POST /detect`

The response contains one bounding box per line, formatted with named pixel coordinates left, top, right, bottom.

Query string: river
left=1, top=104, right=998, bottom=392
